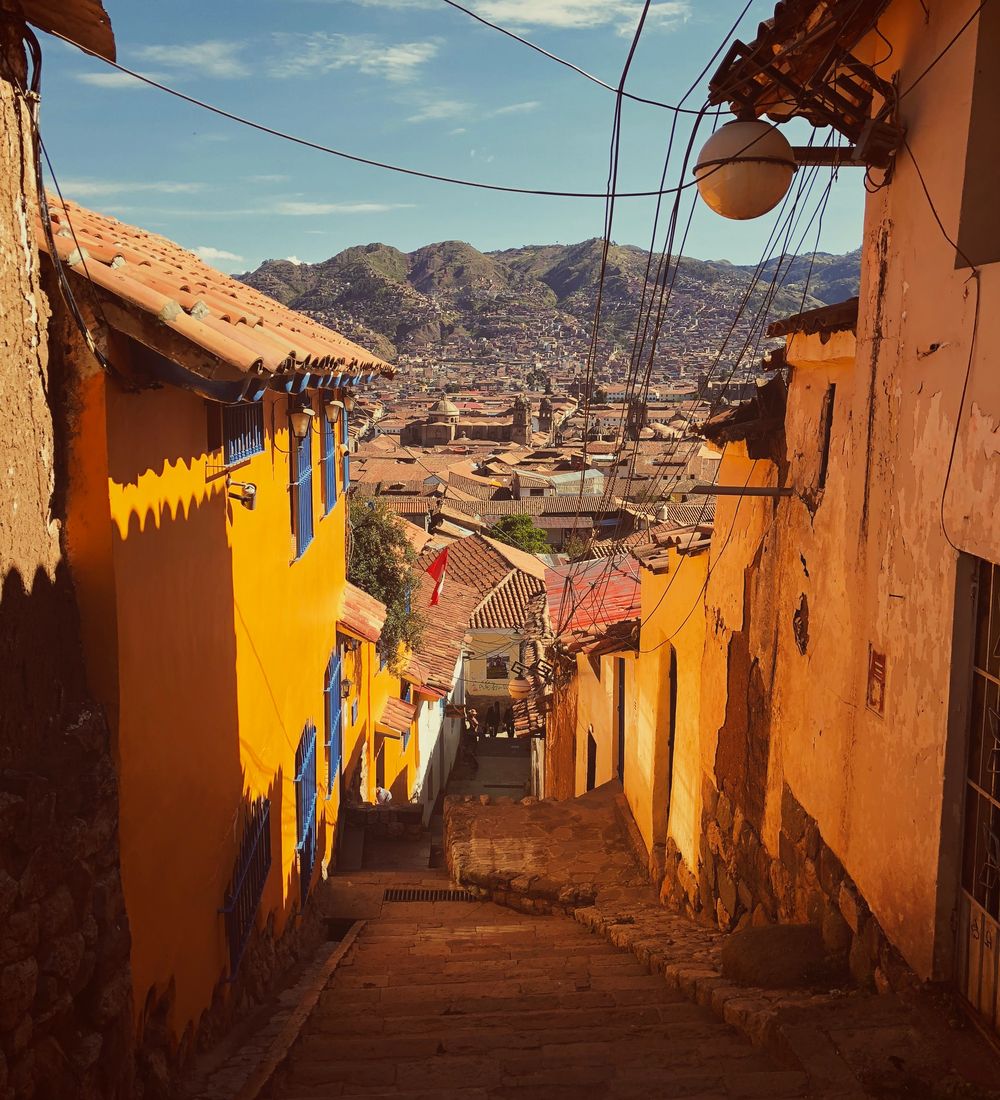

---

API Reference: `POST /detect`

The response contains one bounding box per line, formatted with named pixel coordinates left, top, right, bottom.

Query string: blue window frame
left=291, top=419, right=314, bottom=558
left=324, top=651, right=342, bottom=795
left=401, top=681, right=412, bottom=704
left=341, top=405, right=350, bottom=492
left=321, top=407, right=337, bottom=515
left=220, top=796, right=271, bottom=980
left=294, top=722, right=318, bottom=905
left=223, top=403, right=265, bottom=466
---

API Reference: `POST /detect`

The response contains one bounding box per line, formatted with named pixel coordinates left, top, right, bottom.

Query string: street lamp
left=694, top=119, right=797, bottom=221
left=289, top=400, right=315, bottom=439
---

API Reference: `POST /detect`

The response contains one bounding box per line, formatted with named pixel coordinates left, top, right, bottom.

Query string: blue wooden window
left=324, top=652, right=342, bottom=795
left=401, top=681, right=412, bottom=704
left=341, top=405, right=350, bottom=492
left=291, top=419, right=314, bottom=558
left=321, top=407, right=337, bottom=515
left=294, top=722, right=318, bottom=904
left=351, top=699, right=359, bottom=726
left=220, top=796, right=271, bottom=980
left=223, top=403, right=264, bottom=466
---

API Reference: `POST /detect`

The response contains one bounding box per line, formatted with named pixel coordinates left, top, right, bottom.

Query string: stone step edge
left=193, top=921, right=366, bottom=1100
left=455, top=880, right=859, bottom=1097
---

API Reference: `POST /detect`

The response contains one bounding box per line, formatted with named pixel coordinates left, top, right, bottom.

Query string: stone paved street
left=263, top=870, right=808, bottom=1099
left=444, top=785, right=1000, bottom=1099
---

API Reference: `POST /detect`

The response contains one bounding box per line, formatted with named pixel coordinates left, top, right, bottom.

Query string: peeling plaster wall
left=664, top=0, right=1000, bottom=985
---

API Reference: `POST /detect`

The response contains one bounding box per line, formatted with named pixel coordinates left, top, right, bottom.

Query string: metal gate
left=957, top=556, right=1000, bottom=1034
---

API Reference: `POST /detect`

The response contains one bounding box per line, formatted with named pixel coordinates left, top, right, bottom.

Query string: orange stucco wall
left=66, top=357, right=354, bottom=1040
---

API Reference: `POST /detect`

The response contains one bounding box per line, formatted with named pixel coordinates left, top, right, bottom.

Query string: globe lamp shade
left=694, top=119, right=796, bottom=221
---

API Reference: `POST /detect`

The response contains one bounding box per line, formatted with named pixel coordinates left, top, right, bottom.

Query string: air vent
left=383, top=888, right=474, bottom=903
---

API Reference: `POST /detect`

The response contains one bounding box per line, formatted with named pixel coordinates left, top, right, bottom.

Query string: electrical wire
left=50, top=29, right=715, bottom=202
left=437, top=0, right=704, bottom=114
left=898, top=1, right=990, bottom=100
left=901, top=137, right=982, bottom=554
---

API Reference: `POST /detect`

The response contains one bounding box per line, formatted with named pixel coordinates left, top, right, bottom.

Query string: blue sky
left=38, top=1, right=865, bottom=273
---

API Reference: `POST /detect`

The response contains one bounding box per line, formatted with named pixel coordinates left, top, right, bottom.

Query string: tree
left=348, top=499, right=424, bottom=670
left=562, top=533, right=591, bottom=562
left=490, top=514, right=550, bottom=555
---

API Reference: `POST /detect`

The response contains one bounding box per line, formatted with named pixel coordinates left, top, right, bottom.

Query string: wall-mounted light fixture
left=343, top=393, right=356, bottom=413
left=226, top=477, right=257, bottom=510
left=341, top=677, right=354, bottom=699
left=325, top=400, right=344, bottom=425
left=289, top=399, right=315, bottom=439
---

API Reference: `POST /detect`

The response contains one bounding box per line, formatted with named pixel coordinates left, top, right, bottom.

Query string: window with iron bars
left=321, top=405, right=337, bottom=515
left=294, top=722, right=318, bottom=905
left=291, top=417, right=314, bottom=559
left=223, top=402, right=265, bottom=466
left=219, top=796, right=271, bottom=981
left=324, top=651, right=343, bottom=795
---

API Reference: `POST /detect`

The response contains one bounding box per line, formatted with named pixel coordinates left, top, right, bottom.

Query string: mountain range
left=237, top=239, right=861, bottom=363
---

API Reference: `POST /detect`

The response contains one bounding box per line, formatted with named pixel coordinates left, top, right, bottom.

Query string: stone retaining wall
left=660, top=777, right=915, bottom=994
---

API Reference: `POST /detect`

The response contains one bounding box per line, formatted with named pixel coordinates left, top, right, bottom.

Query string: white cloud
left=478, top=0, right=685, bottom=30
left=285, top=256, right=304, bottom=265
left=490, top=100, right=540, bottom=116
left=60, top=180, right=206, bottom=198
left=134, top=40, right=250, bottom=79
left=271, top=200, right=416, bottom=215
left=193, top=245, right=244, bottom=262
left=247, top=173, right=291, bottom=184
left=406, top=99, right=467, bottom=123
left=449, top=127, right=467, bottom=135
left=75, top=70, right=163, bottom=88
left=268, top=33, right=438, bottom=82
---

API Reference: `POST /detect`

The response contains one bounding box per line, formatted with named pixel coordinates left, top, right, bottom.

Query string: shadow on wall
left=0, top=561, right=135, bottom=1099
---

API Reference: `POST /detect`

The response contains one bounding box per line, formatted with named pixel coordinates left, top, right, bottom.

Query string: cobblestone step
left=265, top=895, right=807, bottom=1099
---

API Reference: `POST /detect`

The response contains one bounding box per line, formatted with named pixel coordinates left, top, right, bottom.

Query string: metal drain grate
left=383, top=887, right=475, bottom=903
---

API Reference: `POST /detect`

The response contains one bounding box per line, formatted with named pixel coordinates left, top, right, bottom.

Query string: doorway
left=956, top=555, right=1000, bottom=1034
left=616, top=657, right=626, bottom=784
left=586, top=728, right=597, bottom=792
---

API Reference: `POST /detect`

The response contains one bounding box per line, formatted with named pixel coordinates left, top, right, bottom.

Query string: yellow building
left=42, top=197, right=392, bottom=1050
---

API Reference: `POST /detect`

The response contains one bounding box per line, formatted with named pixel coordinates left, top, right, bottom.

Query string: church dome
left=428, top=397, right=460, bottom=421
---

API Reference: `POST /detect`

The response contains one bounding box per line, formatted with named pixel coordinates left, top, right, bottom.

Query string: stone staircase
left=264, top=875, right=808, bottom=1099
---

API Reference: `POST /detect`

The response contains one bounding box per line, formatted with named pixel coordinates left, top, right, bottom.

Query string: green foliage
left=562, top=533, right=591, bottom=562
left=348, top=499, right=424, bottom=670
left=489, top=514, right=550, bottom=555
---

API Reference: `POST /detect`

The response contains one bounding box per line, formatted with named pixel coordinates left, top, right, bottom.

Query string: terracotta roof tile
left=338, top=582, right=387, bottom=644
left=471, top=571, right=545, bottom=631
left=40, top=196, right=392, bottom=387
left=418, top=534, right=513, bottom=597
left=378, top=696, right=417, bottom=737
left=406, top=576, right=480, bottom=695
left=24, top=0, right=115, bottom=60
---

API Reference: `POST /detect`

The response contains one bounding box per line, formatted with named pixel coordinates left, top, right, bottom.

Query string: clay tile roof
left=378, top=696, right=417, bottom=737
left=545, top=556, right=642, bottom=635
left=631, top=524, right=713, bottom=574
left=419, top=534, right=513, bottom=597
left=406, top=576, right=480, bottom=695
left=338, top=582, right=387, bottom=645
left=471, top=571, right=546, bottom=631
left=39, top=196, right=392, bottom=386
left=23, top=0, right=115, bottom=60
left=766, top=297, right=859, bottom=339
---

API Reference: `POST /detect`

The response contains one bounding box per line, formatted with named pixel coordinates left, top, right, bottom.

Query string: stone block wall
left=661, top=776, right=916, bottom=995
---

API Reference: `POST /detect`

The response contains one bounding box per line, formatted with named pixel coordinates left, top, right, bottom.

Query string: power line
left=50, top=30, right=707, bottom=201
left=437, top=0, right=705, bottom=114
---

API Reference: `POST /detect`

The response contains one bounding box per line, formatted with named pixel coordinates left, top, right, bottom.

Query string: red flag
left=427, top=547, right=449, bottom=606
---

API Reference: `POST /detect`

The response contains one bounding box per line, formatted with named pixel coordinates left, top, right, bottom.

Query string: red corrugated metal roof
left=545, top=556, right=642, bottom=635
